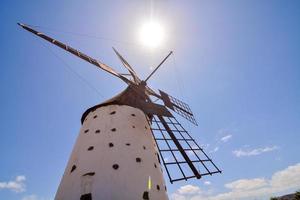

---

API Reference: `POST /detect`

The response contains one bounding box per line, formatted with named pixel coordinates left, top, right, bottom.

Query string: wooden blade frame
left=159, top=90, right=198, bottom=126
left=112, top=47, right=141, bottom=84
left=149, top=115, right=221, bottom=183
left=18, top=23, right=133, bottom=85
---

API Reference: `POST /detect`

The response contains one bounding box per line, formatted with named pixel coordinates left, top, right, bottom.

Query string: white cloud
left=178, top=185, right=201, bottom=195
left=171, top=163, right=300, bottom=200
left=210, top=146, right=219, bottom=153
left=202, top=144, right=210, bottom=148
left=164, top=157, right=170, bottom=162
left=22, top=195, right=39, bottom=200
left=225, top=178, right=268, bottom=191
left=204, top=181, right=211, bottom=185
left=220, top=135, right=232, bottom=143
left=270, top=163, right=300, bottom=191
left=0, top=175, right=26, bottom=193
left=22, top=194, right=53, bottom=200
left=207, top=129, right=233, bottom=153
left=233, top=146, right=279, bottom=157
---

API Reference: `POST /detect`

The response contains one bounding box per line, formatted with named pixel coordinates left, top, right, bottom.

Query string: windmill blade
left=112, top=47, right=141, bottom=84
left=158, top=90, right=198, bottom=126
left=149, top=115, right=221, bottom=183
left=18, top=23, right=133, bottom=85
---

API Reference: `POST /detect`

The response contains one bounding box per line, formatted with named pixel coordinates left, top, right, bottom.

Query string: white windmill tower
left=18, top=23, right=221, bottom=200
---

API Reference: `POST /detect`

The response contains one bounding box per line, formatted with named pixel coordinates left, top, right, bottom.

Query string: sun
left=139, top=21, right=165, bottom=48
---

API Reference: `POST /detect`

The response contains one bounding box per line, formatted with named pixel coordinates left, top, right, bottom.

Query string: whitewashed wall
left=55, top=104, right=168, bottom=200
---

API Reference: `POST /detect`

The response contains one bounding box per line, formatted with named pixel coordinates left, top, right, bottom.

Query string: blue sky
left=0, top=0, right=300, bottom=200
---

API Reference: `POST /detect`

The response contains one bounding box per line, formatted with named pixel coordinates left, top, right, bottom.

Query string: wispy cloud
left=204, top=181, right=212, bottom=185
left=220, top=134, right=232, bottom=143
left=208, top=129, right=234, bottom=153
left=210, top=147, right=219, bottom=153
left=22, top=195, right=39, bottom=200
left=22, top=194, right=53, bottom=200
left=171, top=163, right=300, bottom=200
left=233, top=146, right=279, bottom=157
left=0, top=175, right=26, bottom=193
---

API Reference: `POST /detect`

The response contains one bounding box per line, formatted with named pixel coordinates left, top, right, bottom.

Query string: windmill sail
left=18, top=22, right=222, bottom=190
left=112, top=47, right=141, bottom=84
left=17, top=23, right=133, bottom=85
left=149, top=115, right=221, bottom=183
left=159, top=90, right=198, bottom=126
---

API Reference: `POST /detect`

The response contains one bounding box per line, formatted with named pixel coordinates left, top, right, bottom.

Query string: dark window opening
left=80, top=193, right=92, bottom=200
left=110, top=111, right=116, bottom=115
left=136, top=157, right=142, bottom=162
left=70, top=165, right=76, bottom=173
left=83, top=172, right=95, bottom=176
left=93, top=115, right=97, bottom=119
left=154, top=163, right=157, bottom=168
left=142, top=191, right=149, bottom=200
left=95, top=129, right=100, bottom=134
left=165, top=186, right=167, bottom=191
left=155, top=153, right=161, bottom=164
left=156, top=185, right=160, bottom=191
left=112, top=164, right=119, bottom=170
left=84, top=129, right=89, bottom=133
left=132, top=125, right=135, bottom=128
left=131, top=114, right=135, bottom=116
left=145, top=126, right=148, bottom=130
left=87, top=146, right=94, bottom=151
left=109, top=143, right=114, bottom=147
left=111, top=128, right=116, bottom=132
left=143, top=146, right=146, bottom=150
left=126, top=143, right=131, bottom=146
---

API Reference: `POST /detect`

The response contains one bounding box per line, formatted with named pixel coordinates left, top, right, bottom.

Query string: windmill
left=18, top=23, right=221, bottom=200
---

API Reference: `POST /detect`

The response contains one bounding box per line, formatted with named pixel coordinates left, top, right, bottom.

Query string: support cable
left=36, top=39, right=105, bottom=99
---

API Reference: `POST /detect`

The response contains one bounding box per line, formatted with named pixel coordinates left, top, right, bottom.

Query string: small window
left=154, top=163, right=157, bottom=168
left=143, top=146, right=146, bottom=150
left=84, top=129, right=89, bottom=133
left=112, top=164, right=119, bottom=170
left=87, top=146, right=94, bottom=151
left=126, top=143, right=130, bottom=146
left=132, top=125, right=135, bottom=128
left=110, top=111, right=116, bottom=115
left=111, top=128, right=116, bottom=132
left=80, top=193, right=92, bottom=200
left=95, top=129, right=100, bottom=134
left=70, top=165, right=76, bottom=173
left=165, top=186, right=167, bottom=191
left=156, top=153, right=161, bottom=164
left=93, top=115, right=97, bottom=119
left=142, top=191, right=149, bottom=200
left=131, top=114, right=135, bottom=116
left=136, top=157, right=142, bottom=163
left=145, top=126, right=148, bottom=130
left=109, top=143, right=114, bottom=147
left=156, top=185, right=160, bottom=191
left=83, top=172, right=95, bottom=176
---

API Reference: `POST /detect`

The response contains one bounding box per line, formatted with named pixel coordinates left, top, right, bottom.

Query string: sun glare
left=139, top=21, right=165, bottom=48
